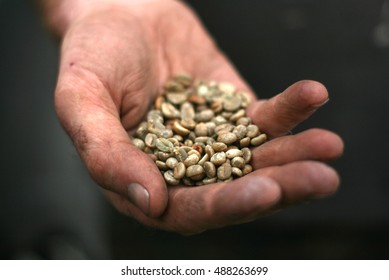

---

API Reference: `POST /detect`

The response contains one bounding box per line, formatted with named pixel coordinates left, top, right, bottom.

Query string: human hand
left=51, top=0, right=343, bottom=234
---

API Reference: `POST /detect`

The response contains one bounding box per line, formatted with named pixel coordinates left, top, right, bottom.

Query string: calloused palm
left=54, top=0, right=343, bottom=234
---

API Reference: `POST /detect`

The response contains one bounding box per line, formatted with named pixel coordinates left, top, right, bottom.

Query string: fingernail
left=313, top=98, right=330, bottom=108
left=127, top=183, right=149, bottom=215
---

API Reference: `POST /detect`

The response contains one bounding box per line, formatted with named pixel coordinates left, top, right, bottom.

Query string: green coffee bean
left=186, top=165, right=205, bottom=181
left=173, top=162, right=186, bottom=179
left=217, top=162, right=232, bottom=180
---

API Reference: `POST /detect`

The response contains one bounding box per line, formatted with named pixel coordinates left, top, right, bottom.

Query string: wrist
left=38, top=0, right=176, bottom=39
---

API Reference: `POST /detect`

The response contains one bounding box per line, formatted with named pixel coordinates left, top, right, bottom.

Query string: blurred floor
left=1, top=0, right=388, bottom=259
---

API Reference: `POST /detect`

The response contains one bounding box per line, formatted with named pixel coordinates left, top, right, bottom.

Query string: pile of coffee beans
left=130, top=74, right=267, bottom=186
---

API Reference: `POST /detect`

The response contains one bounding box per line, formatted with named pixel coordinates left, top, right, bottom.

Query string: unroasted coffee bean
left=246, top=124, right=260, bottom=138
left=217, top=132, right=238, bottom=145
left=182, top=154, right=199, bottom=167
left=164, top=170, right=180, bottom=185
left=241, top=147, right=252, bottom=163
left=212, top=142, right=227, bottom=152
left=186, top=165, right=205, bottom=181
left=232, top=167, right=243, bottom=177
left=217, top=162, right=232, bottom=180
left=156, top=137, right=174, bottom=152
left=251, top=134, right=267, bottom=146
left=204, top=161, right=216, bottom=178
left=242, top=164, right=253, bottom=175
left=173, top=121, right=190, bottom=136
left=145, top=133, right=157, bottom=148
left=226, top=148, right=243, bottom=159
left=195, top=122, right=208, bottom=136
left=210, top=152, right=227, bottom=166
left=131, top=138, right=145, bottom=151
left=173, top=162, right=186, bottom=179
left=231, top=156, right=245, bottom=169
left=166, top=157, right=178, bottom=169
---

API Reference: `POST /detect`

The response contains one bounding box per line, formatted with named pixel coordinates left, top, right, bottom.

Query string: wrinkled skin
left=53, top=0, right=343, bottom=234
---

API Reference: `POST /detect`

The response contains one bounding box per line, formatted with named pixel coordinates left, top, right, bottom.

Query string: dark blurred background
left=1, top=0, right=388, bottom=259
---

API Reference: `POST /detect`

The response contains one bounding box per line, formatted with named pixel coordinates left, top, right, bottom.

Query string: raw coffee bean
left=173, top=121, right=190, bottom=136
left=173, top=73, right=192, bottom=87
left=184, top=139, right=193, bottom=147
left=131, top=138, right=145, bottom=151
left=188, top=95, right=206, bottom=105
left=232, top=167, right=243, bottom=177
left=166, top=92, right=187, bottom=105
left=232, top=125, right=247, bottom=140
left=156, top=160, right=169, bottom=171
left=210, top=152, right=227, bottom=166
left=195, top=109, right=215, bottom=122
left=192, top=143, right=204, bottom=155
left=222, top=94, right=242, bottom=112
left=154, top=95, right=165, bottom=110
left=186, top=165, right=205, bottom=181
left=173, top=147, right=188, bottom=162
left=156, top=151, right=171, bottom=161
left=164, top=170, right=180, bottom=185
left=241, top=147, right=252, bottom=163
left=205, top=145, right=215, bottom=158
left=218, top=82, right=236, bottom=95
left=180, top=119, right=196, bottom=130
left=213, top=115, right=228, bottom=125
left=183, top=154, right=200, bottom=167
left=231, top=157, right=245, bottom=169
left=215, top=123, right=234, bottom=135
left=145, top=133, right=158, bottom=148
left=242, top=164, right=253, bottom=175
left=246, top=124, right=260, bottom=138
left=156, top=128, right=173, bottom=138
left=181, top=102, right=195, bottom=120
left=173, top=134, right=183, bottom=142
left=205, top=122, right=216, bottom=135
left=217, top=132, right=238, bottom=145
left=250, top=134, right=267, bottom=146
left=188, top=149, right=201, bottom=158
left=221, top=111, right=233, bottom=120
left=166, top=157, right=178, bottom=169
left=173, top=162, right=186, bottom=179
left=210, top=99, right=223, bottom=113
left=230, top=109, right=245, bottom=122
left=236, top=117, right=251, bottom=126
left=239, top=137, right=251, bottom=148
left=194, top=136, right=209, bottom=143
left=156, top=137, right=174, bottom=152
left=237, top=90, right=252, bottom=107
left=204, top=161, right=216, bottom=178
left=168, top=137, right=180, bottom=146
left=164, top=80, right=185, bottom=92
left=217, top=162, right=232, bottom=180
left=135, top=122, right=148, bottom=140
left=226, top=148, right=243, bottom=159
left=203, top=177, right=217, bottom=184
left=198, top=154, right=209, bottom=166
left=212, top=142, right=228, bottom=152
left=161, top=102, right=180, bottom=119
left=182, top=177, right=195, bottom=186
left=195, top=123, right=208, bottom=136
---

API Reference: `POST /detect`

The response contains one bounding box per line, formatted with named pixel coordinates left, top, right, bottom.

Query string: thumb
left=55, top=73, right=168, bottom=218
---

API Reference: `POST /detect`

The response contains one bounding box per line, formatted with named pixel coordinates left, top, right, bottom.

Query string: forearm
left=36, top=0, right=171, bottom=38
left=37, top=0, right=91, bottom=38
